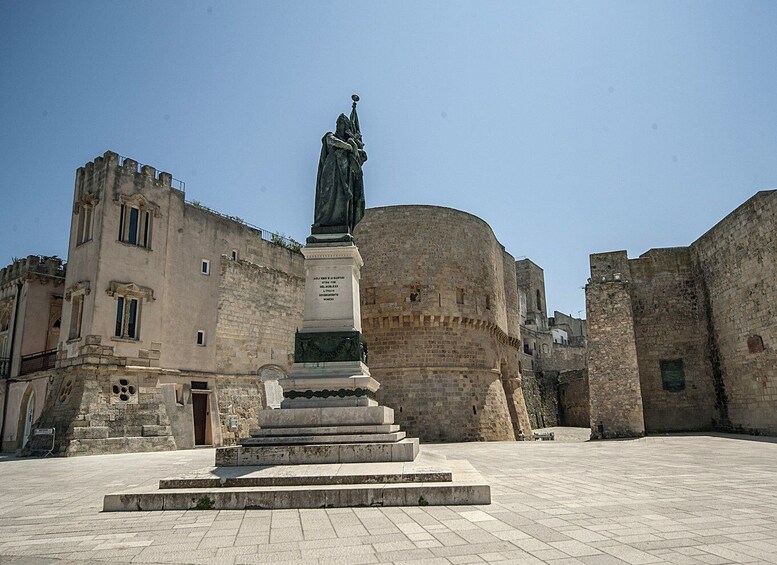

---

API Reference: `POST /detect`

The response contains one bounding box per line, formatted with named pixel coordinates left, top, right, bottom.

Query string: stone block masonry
left=215, top=257, right=304, bottom=376
left=355, top=206, right=532, bottom=442
left=587, top=191, right=777, bottom=438
left=586, top=276, right=644, bottom=439
left=692, top=191, right=777, bottom=435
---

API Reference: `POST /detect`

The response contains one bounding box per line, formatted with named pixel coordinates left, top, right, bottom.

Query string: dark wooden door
left=192, top=394, right=208, bottom=445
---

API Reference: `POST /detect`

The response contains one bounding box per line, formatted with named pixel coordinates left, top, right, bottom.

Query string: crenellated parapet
left=75, top=151, right=181, bottom=210
left=0, top=255, right=66, bottom=289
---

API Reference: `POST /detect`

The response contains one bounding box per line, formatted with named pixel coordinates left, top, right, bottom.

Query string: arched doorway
left=22, top=391, right=35, bottom=449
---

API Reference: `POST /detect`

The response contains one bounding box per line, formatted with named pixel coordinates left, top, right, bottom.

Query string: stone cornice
left=72, top=191, right=100, bottom=214
left=65, top=281, right=91, bottom=301
left=106, top=281, right=155, bottom=301
left=362, top=313, right=521, bottom=350
left=114, top=192, right=162, bottom=217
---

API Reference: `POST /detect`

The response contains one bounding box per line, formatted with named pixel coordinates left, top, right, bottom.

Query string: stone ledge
left=250, top=424, right=400, bottom=436
left=257, top=406, right=394, bottom=428
left=241, top=431, right=406, bottom=446
left=103, top=459, right=489, bottom=511
left=216, top=438, right=419, bottom=466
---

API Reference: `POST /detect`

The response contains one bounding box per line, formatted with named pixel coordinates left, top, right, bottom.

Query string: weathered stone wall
left=522, top=372, right=559, bottom=429
left=558, top=369, right=589, bottom=427
left=691, top=191, right=777, bottom=435
left=33, top=365, right=177, bottom=455
left=355, top=205, right=532, bottom=442
left=551, top=342, right=587, bottom=373
left=516, top=259, right=547, bottom=330
left=629, top=248, right=718, bottom=432
left=212, top=375, right=265, bottom=446
left=28, top=362, right=266, bottom=455
left=586, top=266, right=645, bottom=439
left=586, top=191, right=776, bottom=438
left=215, top=258, right=304, bottom=375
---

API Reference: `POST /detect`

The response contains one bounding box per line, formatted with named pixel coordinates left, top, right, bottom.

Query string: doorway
left=192, top=392, right=211, bottom=446
left=22, top=392, right=35, bottom=448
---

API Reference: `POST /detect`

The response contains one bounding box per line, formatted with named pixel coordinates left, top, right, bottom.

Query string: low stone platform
left=103, top=455, right=489, bottom=511
left=241, top=431, right=406, bottom=445
left=216, top=437, right=420, bottom=466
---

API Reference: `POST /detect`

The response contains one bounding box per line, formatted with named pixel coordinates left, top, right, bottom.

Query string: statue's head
left=336, top=114, right=350, bottom=138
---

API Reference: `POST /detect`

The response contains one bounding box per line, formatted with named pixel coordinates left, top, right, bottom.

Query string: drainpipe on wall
left=0, top=282, right=23, bottom=450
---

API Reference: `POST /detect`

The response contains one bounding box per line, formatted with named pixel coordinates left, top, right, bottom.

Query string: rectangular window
left=485, top=295, right=491, bottom=310
left=119, top=204, right=152, bottom=248
left=76, top=205, right=93, bottom=245
left=456, top=288, right=465, bottom=305
left=201, top=260, right=210, bottom=275
left=143, top=211, right=150, bottom=247
left=660, top=359, right=685, bottom=392
left=127, top=298, right=138, bottom=338
left=69, top=295, right=83, bottom=340
left=196, top=330, right=206, bottom=346
left=119, top=204, right=125, bottom=240
left=115, top=296, right=124, bottom=337
left=114, top=296, right=140, bottom=339
left=127, top=207, right=139, bottom=245
left=231, top=250, right=238, bottom=261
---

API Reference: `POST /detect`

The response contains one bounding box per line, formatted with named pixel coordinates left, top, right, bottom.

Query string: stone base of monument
left=102, top=405, right=490, bottom=511
left=217, top=406, right=418, bottom=466
left=102, top=453, right=490, bottom=511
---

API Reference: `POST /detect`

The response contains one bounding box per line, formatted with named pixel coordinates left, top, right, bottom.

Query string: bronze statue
left=312, top=95, right=367, bottom=235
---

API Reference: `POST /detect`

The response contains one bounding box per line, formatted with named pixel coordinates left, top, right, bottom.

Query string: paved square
left=1, top=429, right=776, bottom=564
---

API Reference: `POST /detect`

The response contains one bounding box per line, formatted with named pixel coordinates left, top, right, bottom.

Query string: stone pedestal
left=281, top=242, right=377, bottom=408
left=104, top=239, right=490, bottom=510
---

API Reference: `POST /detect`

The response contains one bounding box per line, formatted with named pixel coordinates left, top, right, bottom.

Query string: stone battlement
left=76, top=151, right=181, bottom=197
left=0, top=255, right=65, bottom=288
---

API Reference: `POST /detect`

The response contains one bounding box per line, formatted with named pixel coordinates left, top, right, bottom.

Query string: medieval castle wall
left=692, top=191, right=777, bottom=434
left=586, top=276, right=644, bottom=438
left=354, top=206, right=532, bottom=442
left=587, top=191, right=776, bottom=437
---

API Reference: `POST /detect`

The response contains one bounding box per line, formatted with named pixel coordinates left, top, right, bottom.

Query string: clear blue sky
left=2, top=1, right=776, bottom=317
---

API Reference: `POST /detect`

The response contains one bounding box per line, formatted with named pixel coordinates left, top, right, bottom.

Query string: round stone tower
left=354, top=205, right=532, bottom=442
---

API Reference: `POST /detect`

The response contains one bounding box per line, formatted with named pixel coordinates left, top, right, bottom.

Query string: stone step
left=257, top=406, right=394, bottom=428
left=241, top=432, right=406, bottom=446
left=158, top=454, right=453, bottom=488
left=250, top=424, right=400, bottom=436
left=104, top=459, right=490, bottom=511
left=217, top=437, right=419, bottom=466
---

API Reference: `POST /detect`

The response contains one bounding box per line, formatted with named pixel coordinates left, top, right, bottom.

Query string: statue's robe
left=314, top=132, right=353, bottom=230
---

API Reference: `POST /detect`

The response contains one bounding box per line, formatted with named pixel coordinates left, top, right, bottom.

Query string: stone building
left=587, top=191, right=776, bottom=438
left=3, top=151, right=593, bottom=455
left=0, top=256, right=65, bottom=451
left=354, top=206, right=533, bottom=442
left=1, top=151, right=305, bottom=455
left=515, top=259, right=588, bottom=429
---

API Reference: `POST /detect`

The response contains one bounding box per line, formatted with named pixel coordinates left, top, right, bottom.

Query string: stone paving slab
left=1, top=431, right=777, bottom=564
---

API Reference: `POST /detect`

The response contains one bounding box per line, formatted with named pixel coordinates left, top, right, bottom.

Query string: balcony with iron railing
left=19, top=349, right=57, bottom=376
left=0, top=357, right=9, bottom=378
